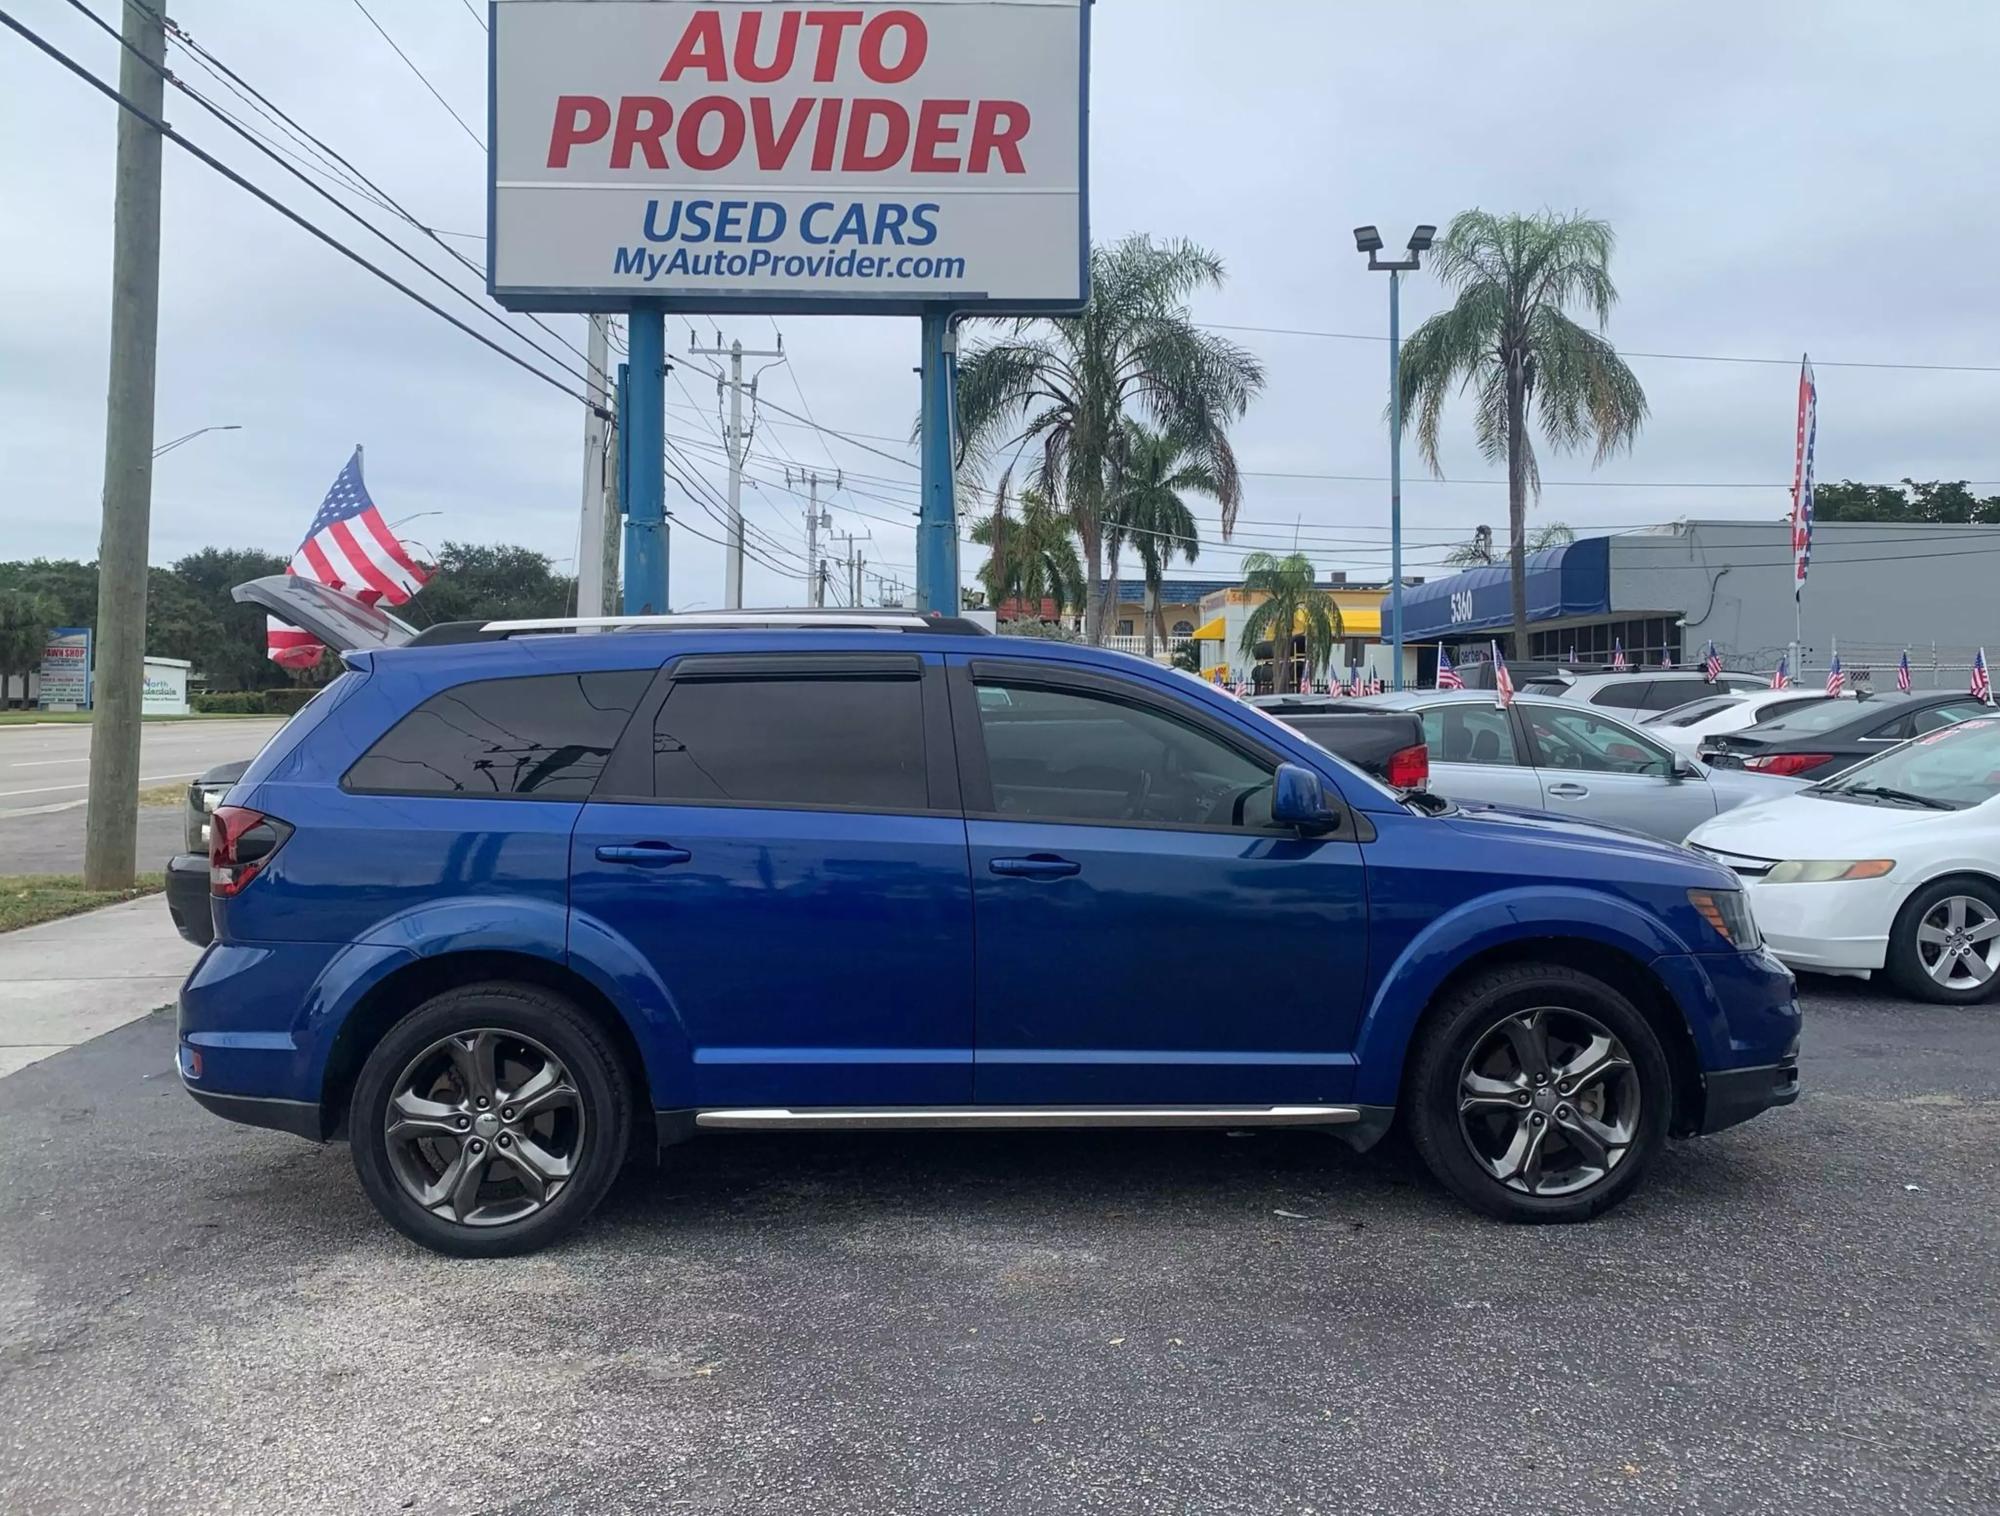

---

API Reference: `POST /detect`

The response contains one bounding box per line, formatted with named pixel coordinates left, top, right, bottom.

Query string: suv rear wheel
left=350, top=982, right=632, bottom=1256
left=1406, top=963, right=1672, bottom=1222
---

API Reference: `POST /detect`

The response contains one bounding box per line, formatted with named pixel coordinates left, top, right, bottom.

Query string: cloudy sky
left=6, top=0, right=1999, bottom=611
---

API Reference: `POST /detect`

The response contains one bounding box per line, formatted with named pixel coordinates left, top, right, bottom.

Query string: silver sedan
left=1279, top=690, right=1800, bottom=843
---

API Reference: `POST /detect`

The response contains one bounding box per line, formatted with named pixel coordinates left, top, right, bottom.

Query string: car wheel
left=1405, top=963, right=1673, bottom=1223
left=1887, top=878, right=2000, bottom=1005
left=350, top=982, right=632, bottom=1257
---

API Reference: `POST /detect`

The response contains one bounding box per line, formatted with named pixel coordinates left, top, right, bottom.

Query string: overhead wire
left=348, top=0, right=484, bottom=150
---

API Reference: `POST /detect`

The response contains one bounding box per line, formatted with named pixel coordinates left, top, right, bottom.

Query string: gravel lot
left=2, top=980, right=1996, bottom=1515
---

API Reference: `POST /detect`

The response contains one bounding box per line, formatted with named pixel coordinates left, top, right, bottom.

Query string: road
left=0, top=719, right=281, bottom=873
left=0, top=979, right=1994, bottom=1515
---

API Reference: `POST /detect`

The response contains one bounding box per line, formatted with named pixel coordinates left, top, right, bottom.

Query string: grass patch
left=137, top=782, right=187, bottom=808
left=0, top=874, right=165, bottom=933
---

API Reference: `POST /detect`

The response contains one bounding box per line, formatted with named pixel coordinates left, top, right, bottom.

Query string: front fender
left=1351, top=886, right=1696, bottom=1107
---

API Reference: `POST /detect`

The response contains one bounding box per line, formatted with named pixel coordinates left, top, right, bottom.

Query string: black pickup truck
left=1248, top=695, right=1430, bottom=790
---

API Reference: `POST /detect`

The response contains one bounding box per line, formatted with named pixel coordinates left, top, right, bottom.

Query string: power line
left=1194, top=321, right=2000, bottom=377
left=451, top=0, right=488, bottom=33
left=349, top=0, right=483, bottom=150
left=5, top=8, right=585, bottom=404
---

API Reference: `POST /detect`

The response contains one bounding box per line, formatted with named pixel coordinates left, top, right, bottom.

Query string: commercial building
left=1393, top=519, right=2000, bottom=684
left=1192, top=577, right=1402, bottom=686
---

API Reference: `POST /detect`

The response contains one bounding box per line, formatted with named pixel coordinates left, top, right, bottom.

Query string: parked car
left=1689, top=711, right=2000, bottom=1001
left=1699, top=690, right=1993, bottom=780
left=178, top=601, right=1800, bottom=1255
left=164, top=761, right=248, bottom=947
left=1280, top=691, right=1799, bottom=843
left=1640, top=688, right=1845, bottom=760
left=1245, top=695, right=1429, bottom=788
left=1552, top=670, right=1769, bottom=714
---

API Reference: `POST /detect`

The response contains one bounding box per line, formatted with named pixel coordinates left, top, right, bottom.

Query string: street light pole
left=1354, top=223, right=1434, bottom=692
left=151, top=423, right=241, bottom=459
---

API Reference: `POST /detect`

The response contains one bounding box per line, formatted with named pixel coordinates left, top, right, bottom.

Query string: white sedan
left=1687, top=711, right=2000, bottom=1002
left=1642, top=688, right=1846, bottom=759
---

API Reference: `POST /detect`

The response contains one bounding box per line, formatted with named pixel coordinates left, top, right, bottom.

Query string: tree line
left=0, top=542, right=576, bottom=701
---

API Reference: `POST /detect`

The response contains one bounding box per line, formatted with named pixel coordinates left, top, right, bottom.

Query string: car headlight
left=1688, top=888, right=1762, bottom=950
left=1762, top=859, right=1895, bottom=884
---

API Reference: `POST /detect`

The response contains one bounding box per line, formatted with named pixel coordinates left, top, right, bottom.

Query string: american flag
left=1611, top=638, right=1629, bottom=671
left=1661, top=651, right=1674, bottom=669
left=1897, top=651, right=1912, bottom=693
left=1704, top=641, right=1722, bottom=682
left=1436, top=645, right=1464, bottom=690
left=1974, top=648, right=1992, bottom=704
left=1771, top=655, right=1790, bottom=690
left=268, top=449, right=429, bottom=667
left=1825, top=649, right=1843, bottom=697
left=1566, top=644, right=1576, bottom=664
left=1347, top=667, right=1363, bottom=697
left=1491, top=640, right=1516, bottom=708
left=1790, top=356, right=1818, bottom=603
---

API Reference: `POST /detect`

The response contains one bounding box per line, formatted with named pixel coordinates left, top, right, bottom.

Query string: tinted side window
left=346, top=671, right=649, bottom=798
left=1588, top=682, right=1650, bottom=709
left=1912, top=702, right=1986, bottom=736
left=974, top=681, right=1273, bottom=828
left=652, top=676, right=926, bottom=811
left=1421, top=704, right=1518, bottom=765
left=1642, top=682, right=1707, bottom=712
left=1524, top=707, right=1672, bottom=777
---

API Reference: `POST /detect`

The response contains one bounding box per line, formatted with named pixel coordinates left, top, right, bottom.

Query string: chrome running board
left=693, top=1105, right=1361, bottom=1131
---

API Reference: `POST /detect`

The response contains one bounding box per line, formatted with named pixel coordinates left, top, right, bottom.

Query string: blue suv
left=179, top=605, right=1800, bottom=1255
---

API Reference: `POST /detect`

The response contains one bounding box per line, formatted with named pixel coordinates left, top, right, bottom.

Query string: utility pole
left=688, top=333, right=782, bottom=608
left=601, top=400, right=622, bottom=615
left=832, top=528, right=870, bottom=610
left=576, top=315, right=611, bottom=623
left=853, top=546, right=866, bottom=607
left=82, top=0, right=166, bottom=889
left=789, top=468, right=838, bottom=606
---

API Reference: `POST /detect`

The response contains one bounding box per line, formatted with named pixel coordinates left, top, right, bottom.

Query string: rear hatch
left=231, top=574, right=418, bottom=654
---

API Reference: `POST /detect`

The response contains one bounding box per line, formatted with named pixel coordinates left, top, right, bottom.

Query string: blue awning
left=1392, top=536, right=1611, bottom=640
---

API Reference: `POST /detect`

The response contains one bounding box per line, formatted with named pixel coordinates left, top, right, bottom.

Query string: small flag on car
left=267, top=447, right=431, bottom=668
left=1825, top=648, right=1844, bottom=697
left=1771, top=655, right=1790, bottom=690
left=1491, top=641, right=1516, bottom=708
left=1897, top=650, right=1912, bottom=693
left=1436, top=645, right=1464, bottom=690
left=1704, top=642, right=1722, bottom=682
left=1611, top=638, right=1629, bottom=671
left=1974, top=648, right=1992, bottom=704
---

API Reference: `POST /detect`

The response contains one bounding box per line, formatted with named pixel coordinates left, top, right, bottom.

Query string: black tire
left=1404, top=962, right=1673, bottom=1224
left=1886, top=876, right=2000, bottom=1005
left=350, top=981, right=633, bottom=1257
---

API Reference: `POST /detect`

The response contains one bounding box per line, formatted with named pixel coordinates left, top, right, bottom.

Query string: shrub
left=192, top=692, right=264, bottom=714
left=261, top=687, right=317, bottom=715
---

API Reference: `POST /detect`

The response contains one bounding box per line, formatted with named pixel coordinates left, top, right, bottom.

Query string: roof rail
left=479, top=609, right=991, bottom=636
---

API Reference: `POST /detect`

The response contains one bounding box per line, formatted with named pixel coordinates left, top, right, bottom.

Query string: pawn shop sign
left=488, top=0, right=1089, bottom=315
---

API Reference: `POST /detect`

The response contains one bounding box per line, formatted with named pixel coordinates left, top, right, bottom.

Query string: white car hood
left=1689, top=789, right=1962, bottom=859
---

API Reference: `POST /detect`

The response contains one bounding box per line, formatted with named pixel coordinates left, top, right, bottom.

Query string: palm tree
left=1111, top=422, right=1218, bottom=655
left=968, top=474, right=1084, bottom=620
left=956, top=234, right=1263, bottom=644
left=1443, top=520, right=1575, bottom=567
left=1237, top=552, right=1343, bottom=695
left=1398, top=211, right=1647, bottom=654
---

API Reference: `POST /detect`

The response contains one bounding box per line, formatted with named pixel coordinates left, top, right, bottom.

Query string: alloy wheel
left=383, top=1028, right=585, bottom=1227
left=1457, top=1007, right=1641, bottom=1197
left=1915, top=894, right=2000, bottom=991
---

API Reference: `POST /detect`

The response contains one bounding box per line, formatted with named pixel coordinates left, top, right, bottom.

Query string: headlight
left=1762, top=859, right=1895, bottom=884
left=1688, top=888, right=1761, bottom=950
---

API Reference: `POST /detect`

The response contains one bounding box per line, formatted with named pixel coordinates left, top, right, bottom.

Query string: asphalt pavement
left=0, top=978, right=1995, bottom=1515
left=0, top=719, right=281, bottom=873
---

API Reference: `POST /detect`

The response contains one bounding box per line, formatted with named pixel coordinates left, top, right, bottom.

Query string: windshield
left=1746, top=697, right=1877, bottom=736
left=1814, top=714, right=2000, bottom=809
left=1647, top=694, right=1741, bottom=728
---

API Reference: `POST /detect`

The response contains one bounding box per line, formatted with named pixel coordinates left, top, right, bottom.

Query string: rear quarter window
left=344, top=670, right=651, bottom=798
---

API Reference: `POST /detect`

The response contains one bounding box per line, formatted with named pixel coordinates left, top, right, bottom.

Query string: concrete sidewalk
left=0, top=894, right=197, bottom=1078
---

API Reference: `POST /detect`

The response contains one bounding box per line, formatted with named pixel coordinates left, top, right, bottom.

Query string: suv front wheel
left=1406, top=963, right=1672, bottom=1223
left=350, top=983, right=632, bottom=1256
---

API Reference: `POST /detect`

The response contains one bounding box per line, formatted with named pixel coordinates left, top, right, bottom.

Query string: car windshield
left=1646, top=694, right=1742, bottom=728
left=1813, top=714, right=2000, bottom=809
left=1747, top=697, right=1883, bottom=736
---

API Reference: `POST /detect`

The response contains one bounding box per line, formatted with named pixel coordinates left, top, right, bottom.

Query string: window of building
left=1116, top=619, right=1135, bottom=637
left=652, top=674, right=927, bottom=811
left=1531, top=619, right=1684, bottom=668
left=345, top=670, right=650, bottom=798
left=972, top=681, right=1273, bottom=828
left=1171, top=620, right=1195, bottom=639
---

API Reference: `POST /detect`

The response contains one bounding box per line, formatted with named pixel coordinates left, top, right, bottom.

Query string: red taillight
left=1745, top=752, right=1831, bottom=777
left=1384, top=743, right=1430, bottom=790
left=209, top=805, right=293, bottom=897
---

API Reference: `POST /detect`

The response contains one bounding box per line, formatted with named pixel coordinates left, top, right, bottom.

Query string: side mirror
left=1272, top=762, right=1340, bottom=831
left=1670, top=756, right=1702, bottom=782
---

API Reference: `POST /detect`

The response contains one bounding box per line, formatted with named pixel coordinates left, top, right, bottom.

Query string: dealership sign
left=488, top=0, right=1088, bottom=314
left=37, top=626, right=91, bottom=711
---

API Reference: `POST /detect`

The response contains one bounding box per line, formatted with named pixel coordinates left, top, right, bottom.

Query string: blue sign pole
left=623, top=310, right=667, bottom=615
left=1388, top=268, right=1405, bottom=691
left=915, top=309, right=959, bottom=616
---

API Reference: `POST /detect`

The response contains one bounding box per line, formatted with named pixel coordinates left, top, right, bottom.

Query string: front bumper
left=1700, top=1052, right=1801, bottom=1133
left=1742, top=874, right=1897, bottom=976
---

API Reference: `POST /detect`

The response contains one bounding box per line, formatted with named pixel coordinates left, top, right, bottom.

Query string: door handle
left=595, top=843, right=692, bottom=866
left=1546, top=782, right=1590, bottom=799
left=989, top=854, right=1081, bottom=879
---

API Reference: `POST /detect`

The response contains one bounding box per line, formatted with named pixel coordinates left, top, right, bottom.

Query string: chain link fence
left=1725, top=642, right=1988, bottom=691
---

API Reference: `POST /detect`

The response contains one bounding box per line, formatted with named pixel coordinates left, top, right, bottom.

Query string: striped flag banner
left=268, top=448, right=430, bottom=667
left=1790, top=356, right=1818, bottom=603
